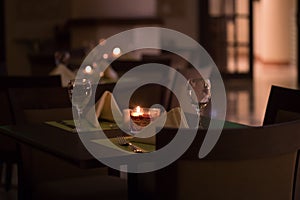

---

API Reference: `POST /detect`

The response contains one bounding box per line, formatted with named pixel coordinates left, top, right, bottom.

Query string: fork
left=117, top=136, right=143, bottom=153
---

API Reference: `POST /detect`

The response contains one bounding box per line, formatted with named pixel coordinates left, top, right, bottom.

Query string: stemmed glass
left=67, top=78, right=92, bottom=129
left=186, top=77, right=211, bottom=127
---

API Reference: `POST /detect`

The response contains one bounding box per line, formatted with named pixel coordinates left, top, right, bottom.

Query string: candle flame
left=136, top=106, right=141, bottom=113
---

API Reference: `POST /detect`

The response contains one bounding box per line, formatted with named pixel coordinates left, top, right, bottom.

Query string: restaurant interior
left=0, top=0, right=300, bottom=199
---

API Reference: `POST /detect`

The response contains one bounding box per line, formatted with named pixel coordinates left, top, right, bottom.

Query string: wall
left=253, top=1, right=261, bottom=59
left=5, top=0, right=71, bottom=75
left=4, top=0, right=199, bottom=75
left=70, top=0, right=198, bottom=49
left=70, top=0, right=158, bottom=49
left=72, top=0, right=157, bottom=18
left=254, top=0, right=295, bottom=64
left=159, top=0, right=199, bottom=44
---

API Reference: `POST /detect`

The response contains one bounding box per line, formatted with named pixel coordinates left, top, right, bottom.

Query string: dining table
left=0, top=118, right=247, bottom=200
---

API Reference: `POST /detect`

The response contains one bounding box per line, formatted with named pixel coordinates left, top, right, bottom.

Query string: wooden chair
left=0, top=75, right=62, bottom=124
left=0, top=75, right=62, bottom=88
left=9, top=87, right=72, bottom=124
left=0, top=75, right=62, bottom=191
left=263, top=85, right=300, bottom=125
left=263, top=85, right=300, bottom=200
left=8, top=85, right=127, bottom=200
left=28, top=53, right=56, bottom=76
left=145, top=121, right=300, bottom=200
left=9, top=82, right=117, bottom=124
left=0, top=88, right=17, bottom=191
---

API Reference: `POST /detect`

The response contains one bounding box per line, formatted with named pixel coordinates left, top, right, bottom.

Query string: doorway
left=199, top=0, right=253, bottom=78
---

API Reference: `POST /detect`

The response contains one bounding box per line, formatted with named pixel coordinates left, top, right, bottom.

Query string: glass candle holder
left=129, top=106, right=161, bottom=134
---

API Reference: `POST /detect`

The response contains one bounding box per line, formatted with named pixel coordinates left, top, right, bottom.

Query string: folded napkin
left=131, top=107, right=189, bottom=144
left=95, top=91, right=122, bottom=122
left=86, top=91, right=123, bottom=127
left=164, top=107, right=189, bottom=128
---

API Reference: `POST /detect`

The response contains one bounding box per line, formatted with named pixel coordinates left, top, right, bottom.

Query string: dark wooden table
left=0, top=124, right=116, bottom=168
left=0, top=120, right=248, bottom=200
left=0, top=123, right=144, bottom=199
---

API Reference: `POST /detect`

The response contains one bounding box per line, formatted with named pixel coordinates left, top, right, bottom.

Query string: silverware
left=117, top=136, right=143, bottom=153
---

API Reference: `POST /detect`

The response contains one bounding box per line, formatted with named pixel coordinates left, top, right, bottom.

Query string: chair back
left=28, top=53, right=56, bottom=76
left=154, top=121, right=300, bottom=200
left=9, top=84, right=118, bottom=198
left=0, top=75, right=61, bottom=88
left=263, top=85, right=300, bottom=200
left=9, top=87, right=72, bottom=124
left=0, top=75, right=63, bottom=190
left=0, top=88, right=14, bottom=125
left=0, top=75, right=62, bottom=124
left=263, top=85, right=300, bottom=125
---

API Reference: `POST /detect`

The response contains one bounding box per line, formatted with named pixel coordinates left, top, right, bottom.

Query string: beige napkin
left=164, top=107, right=189, bottom=128
left=95, top=91, right=122, bottom=122
left=85, top=91, right=122, bottom=127
left=131, top=107, right=189, bottom=144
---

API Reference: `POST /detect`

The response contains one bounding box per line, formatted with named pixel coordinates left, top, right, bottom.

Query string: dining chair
left=28, top=53, right=56, bottom=76
left=0, top=88, right=17, bottom=191
left=263, top=85, right=300, bottom=125
left=145, top=120, right=300, bottom=200
left=9, top=87, right=72, bottom=124
left=263, top=85, right=300, bottom=200
left=0, top=75, right=62, bottom=191
left=8, top=85, right=127, bottom=200
left=0, top=75, right=62, bottom=88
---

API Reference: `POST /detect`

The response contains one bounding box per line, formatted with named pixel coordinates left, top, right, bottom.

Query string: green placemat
left=92, top=136, right=155, bottom=153
left=45, top=120, right=76, bottom=132
left=201, top=117, right=248, bottom=129
left=224, top=120, right=248, bottom=129
left=45, top=120, right=119, bottom=133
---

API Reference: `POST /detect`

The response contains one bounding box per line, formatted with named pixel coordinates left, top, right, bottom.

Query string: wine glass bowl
left=67, top=78, right=92, bottom=118
left=67, top=80, right=74, bottom=101
left=186, top=77, right=211, bottom=122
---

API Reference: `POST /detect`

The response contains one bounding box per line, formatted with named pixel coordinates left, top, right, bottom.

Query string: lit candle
left=131, top=106, right=143, bottom=117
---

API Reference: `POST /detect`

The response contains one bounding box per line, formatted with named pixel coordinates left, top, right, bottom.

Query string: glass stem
left=77, top=108, right=83, bottom=130
left=197, top=108, right=204, bottom=129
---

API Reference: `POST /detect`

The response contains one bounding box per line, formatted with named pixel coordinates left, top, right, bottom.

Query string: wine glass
left=67, top=78, right=92, bottom=120
left=186, top=77, right=211, bottom=127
